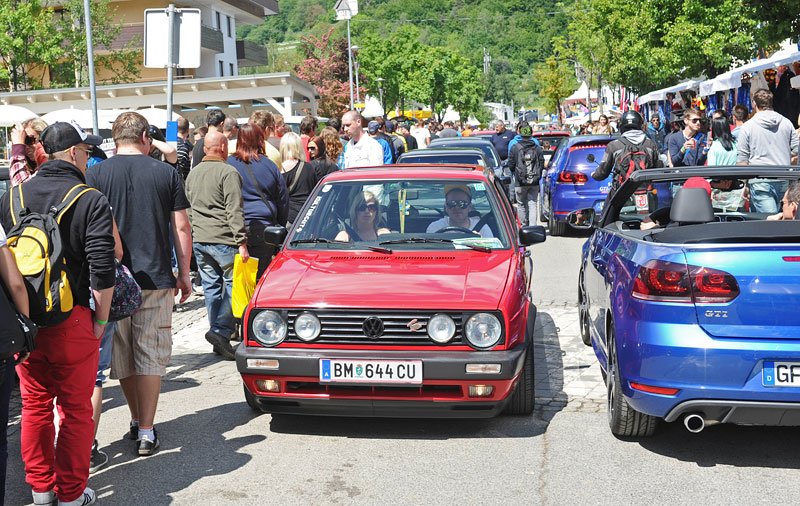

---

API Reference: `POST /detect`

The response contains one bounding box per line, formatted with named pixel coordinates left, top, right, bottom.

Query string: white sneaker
left=32, top=490, right=55, bottom=505
left=58, top=487, right=96, bottom=506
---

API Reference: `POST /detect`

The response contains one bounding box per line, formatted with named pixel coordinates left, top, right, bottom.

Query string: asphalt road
left=7, top=229, right=800, bottom=505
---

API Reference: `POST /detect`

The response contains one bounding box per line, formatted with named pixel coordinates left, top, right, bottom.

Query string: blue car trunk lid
left=685, top=247, right=800, bottom=339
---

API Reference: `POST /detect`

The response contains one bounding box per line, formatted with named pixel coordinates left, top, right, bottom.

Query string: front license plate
left=762, top=361, right=800, bottom=387
left=319, top=359, right=422, bottom=385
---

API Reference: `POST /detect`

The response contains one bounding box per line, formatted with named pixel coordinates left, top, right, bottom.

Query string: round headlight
left=464, top=313, right=502, bottom=349
left=427, top=314, right=456, bottom=344
left=251, top=310, right=287, bottom=346
left=294, top=312, right=321, bottom=341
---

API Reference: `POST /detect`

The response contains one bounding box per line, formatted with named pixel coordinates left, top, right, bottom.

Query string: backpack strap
left=9, top=184, right=25, bottom=227
left=53, top=184, right=96, bottom=224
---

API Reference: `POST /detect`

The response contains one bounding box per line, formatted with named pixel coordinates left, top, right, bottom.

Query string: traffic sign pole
left=166, top=4, right=176, bottom=126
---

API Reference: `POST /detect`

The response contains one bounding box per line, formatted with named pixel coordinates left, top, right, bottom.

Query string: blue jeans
left=193, top=243, right=236, bottom=337
left=95, top=321, right=116, bottom=387
left=0, top=357, right=15, bottom=502
left=749, top=180, right=787, bottom=214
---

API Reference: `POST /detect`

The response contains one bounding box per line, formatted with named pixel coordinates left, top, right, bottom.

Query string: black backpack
left=614, top=137, right=653, bottom=187
left=6, top=184, right=94, bottom=327
left=514, top=141, right=544, bottom=186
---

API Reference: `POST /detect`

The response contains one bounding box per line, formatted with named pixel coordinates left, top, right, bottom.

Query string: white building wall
left=195, top=7, right=239, bottom=79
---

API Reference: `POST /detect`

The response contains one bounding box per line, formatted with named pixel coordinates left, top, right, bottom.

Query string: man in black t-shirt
left=86, top=111, right=192, bottom=457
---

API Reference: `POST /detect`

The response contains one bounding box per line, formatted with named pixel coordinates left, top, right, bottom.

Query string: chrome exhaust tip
left=683, top=413, right=705, bottom=433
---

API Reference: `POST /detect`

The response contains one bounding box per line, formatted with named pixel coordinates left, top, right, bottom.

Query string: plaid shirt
left=8, top=144, right=34, bottom=187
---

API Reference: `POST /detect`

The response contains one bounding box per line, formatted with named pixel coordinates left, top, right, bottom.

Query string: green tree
left=744, top=0, right=800, bottom=48
left=532, top=56, right=576, bottom=124
left=0, top=0, right=62, bottom=91
left=54, top=0, right=140, bottom=87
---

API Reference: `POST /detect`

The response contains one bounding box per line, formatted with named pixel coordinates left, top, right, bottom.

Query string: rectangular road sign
left=144, top=8, right=201, bottom=69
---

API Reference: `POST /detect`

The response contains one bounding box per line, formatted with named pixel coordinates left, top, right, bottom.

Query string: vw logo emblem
left=362, top=316, right=384, bottom=339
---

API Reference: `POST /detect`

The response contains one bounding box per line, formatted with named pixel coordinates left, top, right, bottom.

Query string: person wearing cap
left=426, top=184, right=493, bottom=238
left=0, top=120, right=115, bottom=506
left=367, top=120, right=394, bottom=165
left=507, top=121, right=544, bottom=227
left=385, top=120, right=407, bottom=158
left=342, top=111, right=384, bottom=168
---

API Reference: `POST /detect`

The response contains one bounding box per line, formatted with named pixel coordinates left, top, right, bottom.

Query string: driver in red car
left=426, top=184, right=493, bottom=237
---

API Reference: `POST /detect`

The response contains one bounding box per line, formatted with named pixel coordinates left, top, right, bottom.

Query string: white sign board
left=143, top=8, right=201, bottom=69
left=334, top=0, right=358, bottom=20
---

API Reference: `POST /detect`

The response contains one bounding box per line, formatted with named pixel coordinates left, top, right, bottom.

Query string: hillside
left=238, top=0, right=572, bottom=105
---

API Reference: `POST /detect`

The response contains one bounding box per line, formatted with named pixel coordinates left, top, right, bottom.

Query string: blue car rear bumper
left=615, top=320, right=800, bottom=420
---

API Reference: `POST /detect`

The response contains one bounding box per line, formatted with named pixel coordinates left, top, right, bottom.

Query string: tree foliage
left=0, top=0, right=140, bottom=91
left=294, top=28, right=355, bottom=118
left=532, top=56, right=576, bottom=122
left=565, top=0, right=789, bottom=93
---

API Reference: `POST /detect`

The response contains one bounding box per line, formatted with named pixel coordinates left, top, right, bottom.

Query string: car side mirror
left=567, top=208, right=596, bottom=229
left=262, top=225, right=288, bottom=246
left=586, top=154, right=596, bottom=163
left=519, top=225, right=547, bottom=246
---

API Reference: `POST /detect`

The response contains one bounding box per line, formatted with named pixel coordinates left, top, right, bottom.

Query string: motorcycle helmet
left=618, top=110, right=644, bottom=133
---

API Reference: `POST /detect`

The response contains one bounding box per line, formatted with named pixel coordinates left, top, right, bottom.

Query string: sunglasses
left=24, top=135, right=37, bottom=146
left=687, top=118, right=701, bottom=124
left=446, top=199, right=470, bottom=209
left=357, top=203, right=378, bottom=212
left=309, top=145, right=318, bottom=151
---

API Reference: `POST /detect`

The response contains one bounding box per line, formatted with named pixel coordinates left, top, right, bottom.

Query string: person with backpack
left=0, top=221, right=29, bottom=504
left=0, top=120, right=115, bottom=506
left=591, top=110, right=663, bottom=192
left=507, top=121, right=545, bottom=226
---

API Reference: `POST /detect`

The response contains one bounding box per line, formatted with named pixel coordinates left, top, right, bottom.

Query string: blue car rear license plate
left=320, top=359, right=422, bottom=385
left=762, top=361, right=800, bottom=387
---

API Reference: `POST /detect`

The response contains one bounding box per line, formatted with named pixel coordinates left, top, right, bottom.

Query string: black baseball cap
left=40, top=120, right=103, bottom=155
left=367, top=121, right=380, bottom=134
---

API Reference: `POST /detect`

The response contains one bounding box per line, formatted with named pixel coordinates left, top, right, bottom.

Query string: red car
left=237, top=165, right=547, bottom=417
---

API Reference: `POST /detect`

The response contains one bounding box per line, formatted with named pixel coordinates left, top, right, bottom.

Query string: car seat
left=668, top=187, right=715, bottom=226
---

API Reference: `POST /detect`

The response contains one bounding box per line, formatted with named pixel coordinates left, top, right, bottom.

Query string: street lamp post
left=376, top=77, right=384, bottom=117
left=351, top=45, right=361, bottom=107
left=335, top=0, right=358, bottom=110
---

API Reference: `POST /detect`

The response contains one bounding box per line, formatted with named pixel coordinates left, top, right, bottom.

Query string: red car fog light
left=629, top=381, right=679, bottom=396
left=468, top=384, right=494, bottom=397
left=256, top=379, right=281, bottom=393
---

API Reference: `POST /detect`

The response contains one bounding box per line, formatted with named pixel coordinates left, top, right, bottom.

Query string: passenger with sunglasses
left=335, top=191, right=390, bottom=242
left=666, top=108, right=707, bottom=167
left=426, top=184, right=493, bottom=238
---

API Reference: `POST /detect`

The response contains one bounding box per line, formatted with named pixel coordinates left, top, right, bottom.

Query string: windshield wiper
left=289, top=238, right=347, bottom=246
left=379, top=237, right=491, bottom=253
left=290, top=237, right=393, bottom=254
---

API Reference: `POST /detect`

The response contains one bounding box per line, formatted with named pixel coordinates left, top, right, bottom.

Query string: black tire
left=505, top=340, right=534, bottom=415
left=243, top=384, right=265, bottom=413
left=606, top=325, right=657, bottom=438
left=548, top=205, right=566, bottom=236
left=538, top=190, right=547, bottom=223
left=578, top=271, right=591, bottom=347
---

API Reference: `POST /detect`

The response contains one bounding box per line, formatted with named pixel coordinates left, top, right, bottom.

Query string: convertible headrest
left=669, top=187, right=715, bottom=224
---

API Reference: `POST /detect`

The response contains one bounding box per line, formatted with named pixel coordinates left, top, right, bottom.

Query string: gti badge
left=704, top=310, right=728, bottom=318
left=406, top=318, right=423, bottom=332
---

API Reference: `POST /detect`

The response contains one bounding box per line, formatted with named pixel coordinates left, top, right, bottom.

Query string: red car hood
left=254, top=250, right=513, bottom=310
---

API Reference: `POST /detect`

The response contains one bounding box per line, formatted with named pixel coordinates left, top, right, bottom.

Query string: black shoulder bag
left=0, top=281, right=37, bottom=359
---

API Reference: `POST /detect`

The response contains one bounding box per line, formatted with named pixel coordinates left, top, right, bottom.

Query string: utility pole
left=483, top=48, right=491, bottom=75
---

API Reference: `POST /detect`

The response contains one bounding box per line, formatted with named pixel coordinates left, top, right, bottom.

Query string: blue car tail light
left=632, top=260, right=740, bottom=304
left=557, top=170, right=588, bottom=184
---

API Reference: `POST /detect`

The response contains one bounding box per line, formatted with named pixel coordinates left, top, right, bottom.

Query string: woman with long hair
left=320, top=126, right=344, bottom=169
left=335, top=191, right=390, bottom=242
left=592, top=115, right=613, bottom=134
left=707, top=115, right=737, bottom=166
left=279, top=132, right=332, bottom=226
left=308, top=135, right=338, bottom=175
left=227, top=123, right=289, bottom=278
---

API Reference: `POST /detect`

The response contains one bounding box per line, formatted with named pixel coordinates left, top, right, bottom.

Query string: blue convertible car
left=579, top=166, right=800, bottom=437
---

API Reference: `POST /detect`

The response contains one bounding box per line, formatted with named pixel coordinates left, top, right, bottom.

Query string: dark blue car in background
left=579, top=166, right=800, bottom=438
left=539, top=135, right=615, bottom=236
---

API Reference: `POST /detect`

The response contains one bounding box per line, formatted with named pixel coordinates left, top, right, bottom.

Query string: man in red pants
left=0, top=121, right=115, bottom=506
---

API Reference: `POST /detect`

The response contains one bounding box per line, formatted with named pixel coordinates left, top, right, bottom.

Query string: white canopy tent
left=698, top=47, right=800, bottom=96
left=360, top=95, right=384, bottom=119
left=638, top=79, right=703, bottom=104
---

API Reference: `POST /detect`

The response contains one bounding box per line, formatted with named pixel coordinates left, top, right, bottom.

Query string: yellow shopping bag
left=232, top=254, right=259, bottom=319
